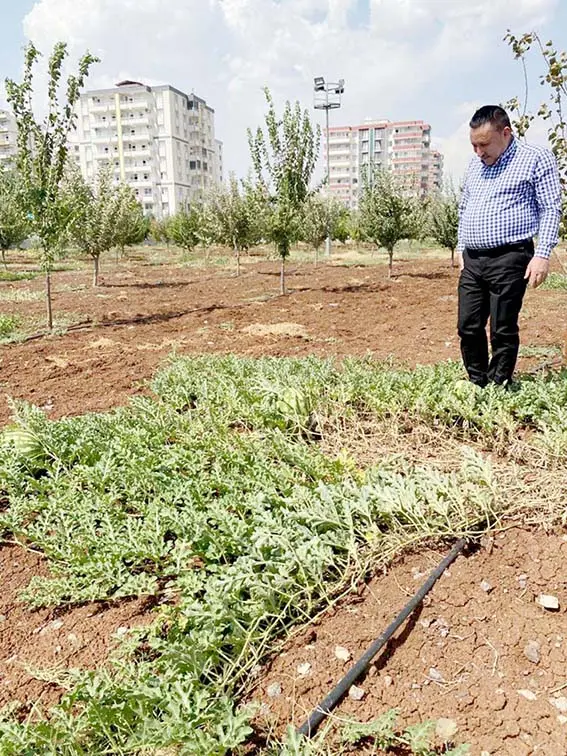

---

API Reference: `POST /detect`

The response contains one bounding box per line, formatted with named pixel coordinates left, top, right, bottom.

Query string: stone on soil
left=435, top=717, right=458, bottom=741
left=348, top=684, right=365, bottom=701
left=267, top=682, right=282, bottom=698
left=536, top=594, right=560, bottom=610
left=524, top=640, right=541, bottom=664
left=334, top=645, right=351, bottom=662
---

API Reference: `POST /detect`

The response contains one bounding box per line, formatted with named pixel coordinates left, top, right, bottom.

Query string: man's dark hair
left=469, top=105, right=511, bottom=131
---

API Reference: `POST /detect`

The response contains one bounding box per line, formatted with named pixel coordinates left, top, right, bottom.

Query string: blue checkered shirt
left=457, top=137, right=562, bottom=259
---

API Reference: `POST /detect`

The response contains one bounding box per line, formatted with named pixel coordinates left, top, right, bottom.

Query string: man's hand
left=457, top=252, right=464, bottom=271
left=524, top=256, right=550, bottom=288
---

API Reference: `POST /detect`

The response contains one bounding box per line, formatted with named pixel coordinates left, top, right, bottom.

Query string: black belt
left=465, top=239, right=534, bottom=257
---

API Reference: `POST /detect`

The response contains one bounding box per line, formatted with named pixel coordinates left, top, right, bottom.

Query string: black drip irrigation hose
left=296, top=537, right=468, bottom=738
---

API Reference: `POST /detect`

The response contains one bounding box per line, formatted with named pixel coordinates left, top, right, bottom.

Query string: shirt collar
left=488, top=135, right=517, bottom=168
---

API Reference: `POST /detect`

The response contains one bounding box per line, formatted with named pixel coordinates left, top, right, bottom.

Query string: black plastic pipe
left=296, top=537, right=468, bottom=738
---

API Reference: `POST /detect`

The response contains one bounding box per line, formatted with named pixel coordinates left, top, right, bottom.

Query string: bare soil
left=1, top=250, right=566, bottom=752
left=251, top=528, right=567, bottom=755
left=0, top=252, right=565, bottom=426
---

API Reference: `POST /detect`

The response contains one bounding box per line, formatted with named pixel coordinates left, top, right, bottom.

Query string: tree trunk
left=451, top=248, right=456, bottom=268
left=45, top=269, right=53, bottom=331
left=93, top=255, right=100, bottom=287
left=280, top=257, right=286, bottom=295
left=1, top=248, right=6, bottom=269
left=234, top=238, right=240, bottom=277
left=388, top=250, right=393, bottom=279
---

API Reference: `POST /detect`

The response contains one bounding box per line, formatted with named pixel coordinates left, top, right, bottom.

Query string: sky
left=1, top=0, right=566, bottom=185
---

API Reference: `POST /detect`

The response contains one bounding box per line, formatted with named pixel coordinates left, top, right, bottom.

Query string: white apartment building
left=69, top=80, right=222, bottom=217
left=0, top=109, right=18, bottom=166
left=324, top=119, right=443, bottom=208
left=213, top=139, right=224, bottom=187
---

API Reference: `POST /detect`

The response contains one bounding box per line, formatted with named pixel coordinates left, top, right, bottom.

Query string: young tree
left=358, top=166, right=425, bottom=277
left=248, top=88, right=320, bottom=294
left=241, top=177, right=270, bottom=249
left=430, top=186, right=459, bottom=267
left=330, top=199, right=351, bottom=245
left=5, top=42, right=99, bottom=330
left=504, top=31, right=567, bottom=242
left=208, top=174, right=254, bottom=276
left=194, top=200, right=217, bottom=263
left=168, top=203, right=201, bottom=253
left=113, top=184, right=148, bottom=257
left=0, top=167, right=28, bottom=268
left=67, top=165, right=120, bottom=286
left=301, top=193, right=328, bottom=262
left=148, top=217, right=169, bottom=248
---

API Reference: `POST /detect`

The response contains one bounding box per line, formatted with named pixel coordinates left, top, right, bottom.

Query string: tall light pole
left=314, top=76, right=344, bottom=256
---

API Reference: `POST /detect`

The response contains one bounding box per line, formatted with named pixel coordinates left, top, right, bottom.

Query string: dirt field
left=1, top=248, right=565, bottom=426
left=1, top=247, right=566, bottom=754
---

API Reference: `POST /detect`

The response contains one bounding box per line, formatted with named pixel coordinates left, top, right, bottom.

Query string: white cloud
left=17, top=0, right=561, bottom=179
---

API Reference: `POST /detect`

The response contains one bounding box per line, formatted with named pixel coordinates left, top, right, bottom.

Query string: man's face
left=470, top=123, right=512, bottom=166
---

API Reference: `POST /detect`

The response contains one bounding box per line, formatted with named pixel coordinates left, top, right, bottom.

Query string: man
left=456, top=105, right=562, bottom=387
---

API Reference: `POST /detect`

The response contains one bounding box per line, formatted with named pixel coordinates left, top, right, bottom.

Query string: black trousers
left=457, top=240, right=533, bottom=386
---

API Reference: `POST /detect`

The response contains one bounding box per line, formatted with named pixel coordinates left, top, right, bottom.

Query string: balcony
left=121, top=115, right=150, bottom=127
left=89, top=103, right=115, bottom=115
left=123, top=130, right=151, bottom=142
left=91, top=133, right=119, bottom=144
left=123, top=147, right=151, bottom=158
left=119, top=98, right=150, bottom=110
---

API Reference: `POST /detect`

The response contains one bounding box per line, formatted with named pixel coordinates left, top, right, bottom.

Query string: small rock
left=517, top=574, right=528, bottom=589
left=517, top=689, right=537, bottom=701
left=420, top=618, right=432, bottom=629
left=480, top=579, right=494, bottom=593
left=67, top=633, right=80, bottom=646
left=115, top=626, right=129, bottom=638
left=297, top=662, right=311, bottom=676
left=383, top=675, right=393, bottom=687
left=39, top=619, right=64, bottom=637
left=428, top=667, right=444, bottom=683
left=536, top=594, right=560, bottom=611
left=435, top=717, right=458, bottom=741
left=480, top=535, right=494, bottom=554
left=490, top=689, right=507, bottom=711
left=348, top=684, right=365, bottom=701
left=524, top=640, right=541, bottom=664
left=334, top=645, right=351, bottom=662
left=266, top=682, right=282, bottom=698
left=432, top=618, right=450, bottom=637
left=0, top=615, right=6, bottom=623
left=550, top=697, right=567, bottom=713
left=558, top=715, right=567, bottom=724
